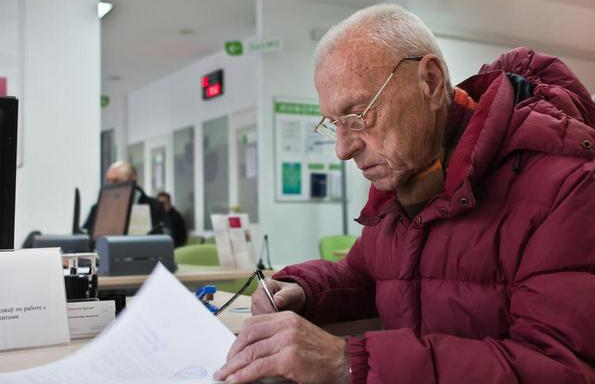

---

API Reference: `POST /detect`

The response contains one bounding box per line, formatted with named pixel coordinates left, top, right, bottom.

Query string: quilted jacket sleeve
left=346, top=163, right=595, bottom=384
left=273, top=235, right=378, bottom=326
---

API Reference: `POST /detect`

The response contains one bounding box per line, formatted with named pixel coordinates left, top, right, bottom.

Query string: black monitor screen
left=0, top=97, right=18, bottom=250
left=92, top=182, right=135, bottom=241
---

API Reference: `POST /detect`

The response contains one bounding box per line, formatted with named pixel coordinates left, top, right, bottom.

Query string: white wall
left=127, top=49, right=259, bottom=237
left=101, top=93, right=127, bottom=161
left=14, top=0, right=100, bottom=245
left=128, top=51, right=258, bottom=144
left=256, top=0, right=368, bottom=267
left=0, top=0, right=20, bottom=97
left=437, top=37, right=595, bottom=93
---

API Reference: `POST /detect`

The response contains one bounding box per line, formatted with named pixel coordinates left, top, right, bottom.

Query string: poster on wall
left=273, top=97, right=343, bottom=202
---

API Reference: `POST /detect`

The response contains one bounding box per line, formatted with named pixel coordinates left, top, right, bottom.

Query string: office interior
left=2, top=0, right=595, bottom=269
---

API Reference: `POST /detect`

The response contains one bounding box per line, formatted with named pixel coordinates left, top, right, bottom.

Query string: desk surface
left=0, top=291, right=251, bottom=373
left=98, top=264, right=271, bottom=290
left=331, top=249, right=349, bottom=258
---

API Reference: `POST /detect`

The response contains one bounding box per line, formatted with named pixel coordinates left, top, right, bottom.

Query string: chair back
left=319, top=235, right=357, bottom=262
left=174, top=244, right=219, bottom=266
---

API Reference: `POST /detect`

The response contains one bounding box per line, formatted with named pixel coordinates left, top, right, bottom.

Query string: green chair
left=319, top=235, right=358, bottom=262
left=175, top=244, right=219, bottom=266
left=174, top=243, right=257, bottom=295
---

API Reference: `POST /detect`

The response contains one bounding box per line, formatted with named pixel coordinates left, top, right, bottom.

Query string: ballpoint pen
left=256, top=269, right=279, bottom=312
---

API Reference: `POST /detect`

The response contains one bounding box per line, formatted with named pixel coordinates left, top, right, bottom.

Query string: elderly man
left=83, top=161, right=167, bottom=234
left=215, top=4, right=595, bottom=384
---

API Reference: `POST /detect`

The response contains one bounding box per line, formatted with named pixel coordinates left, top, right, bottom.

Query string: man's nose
left=335, top=128, right=362, bottom=161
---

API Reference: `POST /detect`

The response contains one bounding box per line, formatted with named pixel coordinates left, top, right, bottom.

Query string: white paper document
left=0, top=264, right=235, bottom=384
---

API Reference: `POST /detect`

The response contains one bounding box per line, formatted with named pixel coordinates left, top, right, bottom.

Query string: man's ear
left=416, top=54, right=446, bottom=111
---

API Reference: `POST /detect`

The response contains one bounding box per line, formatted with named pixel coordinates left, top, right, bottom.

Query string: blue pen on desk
left=256, top=270, right=279, bottom=312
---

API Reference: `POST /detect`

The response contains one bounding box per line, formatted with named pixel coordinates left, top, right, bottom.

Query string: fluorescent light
left=98, top=2, right=113, bottom=18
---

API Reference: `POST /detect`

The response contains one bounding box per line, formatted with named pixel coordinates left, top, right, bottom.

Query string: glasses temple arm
left=362, top=72, right=394, bottom=116
left=361, top=56, right=422, bottom=117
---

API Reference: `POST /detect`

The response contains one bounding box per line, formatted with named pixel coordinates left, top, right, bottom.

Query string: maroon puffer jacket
left=275, top=48, right=595, bottom=384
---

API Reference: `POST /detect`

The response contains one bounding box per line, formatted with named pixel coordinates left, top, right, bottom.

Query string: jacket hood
left=479, top=47, right=595, bottom=130
left=448, top=47, right=595, bottom=194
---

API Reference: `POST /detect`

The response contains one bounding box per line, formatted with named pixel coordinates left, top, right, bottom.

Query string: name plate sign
left=0, top=248, right=70, bottom=351
left=67, top=300, right=115, bottom=339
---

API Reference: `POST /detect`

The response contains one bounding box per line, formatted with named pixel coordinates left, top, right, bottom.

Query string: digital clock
left=201, top=69, right=224, bottom=100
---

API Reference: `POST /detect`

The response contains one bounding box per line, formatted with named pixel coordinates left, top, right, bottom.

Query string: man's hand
left=252, top=279, right=306, bottom=315
left=213, top=312, right=349, bottom=384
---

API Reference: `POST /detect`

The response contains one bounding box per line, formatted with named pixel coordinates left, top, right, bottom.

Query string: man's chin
left=371, top=179, right=399, bottom=192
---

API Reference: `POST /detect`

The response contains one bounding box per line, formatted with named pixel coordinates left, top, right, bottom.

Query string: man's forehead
left=315, top=42, right=394, bottom=116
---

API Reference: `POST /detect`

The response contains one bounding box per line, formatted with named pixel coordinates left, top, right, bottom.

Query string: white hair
left=314, top=3, right=451, bottom=96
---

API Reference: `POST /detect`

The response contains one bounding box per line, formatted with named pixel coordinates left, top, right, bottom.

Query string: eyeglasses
left=314, top=55, right=423, bottom=140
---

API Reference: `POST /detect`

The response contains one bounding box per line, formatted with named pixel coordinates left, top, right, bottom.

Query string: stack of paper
left=0, top=264, right=235, bottom=384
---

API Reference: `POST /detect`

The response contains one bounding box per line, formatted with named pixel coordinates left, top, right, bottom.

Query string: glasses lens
left=315, top=120, right=337, bottom=139
left=341, top=115, right=365, bottom=131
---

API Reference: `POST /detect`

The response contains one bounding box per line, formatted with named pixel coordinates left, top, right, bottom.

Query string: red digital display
left=206, top=83, right=221, bottom=98
left=201, top=69, right=224, bottom=100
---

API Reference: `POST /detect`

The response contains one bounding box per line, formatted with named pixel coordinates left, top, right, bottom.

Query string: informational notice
left=211, top=213, right=256, bottom=270
left=274, top=97, right=343, bottom=202
left=0, top=248, right=70, bottom=351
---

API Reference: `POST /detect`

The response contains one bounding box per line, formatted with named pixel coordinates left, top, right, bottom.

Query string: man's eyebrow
left=332, top=97, right=368, bottom=117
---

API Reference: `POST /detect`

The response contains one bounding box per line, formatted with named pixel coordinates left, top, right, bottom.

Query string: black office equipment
left=95, top=235, right=175, bottom=276
left=73, top=187, right=83, bottom=234
left=32, top=234, right=91, bottom=253
left=0, top=97, right=18, bottom=250
left=91, top=181, right=135, bottom=241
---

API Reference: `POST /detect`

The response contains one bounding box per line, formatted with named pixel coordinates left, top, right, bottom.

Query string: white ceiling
left=101, top=0, right=256, bottom=95
left=101, top=0, right=595, bottom=96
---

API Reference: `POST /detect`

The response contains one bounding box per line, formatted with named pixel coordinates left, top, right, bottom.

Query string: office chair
left=319, top=235, right=358, bottom=263
left=175, top=244, right=219, bottom=266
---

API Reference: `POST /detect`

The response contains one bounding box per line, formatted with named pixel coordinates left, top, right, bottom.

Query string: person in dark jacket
left=83, top=161, right=167, bottom=234
left=215, top=4, right=595, bottom=384
left=156, top=191, right=187, bottom=248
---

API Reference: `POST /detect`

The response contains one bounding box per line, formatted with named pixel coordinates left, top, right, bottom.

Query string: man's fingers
left=214, top=338, right=279, bottom=381
left=272, top=290, right=288, bottom=309
left=222, top=355, right=281, bottom=384
left=251, top=287, right=276, bottom=314
left=228, top=313, right=287, bottom=359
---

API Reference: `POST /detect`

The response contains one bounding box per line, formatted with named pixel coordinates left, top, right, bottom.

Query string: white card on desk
left=0, top=263, right=236, bottom=383
left=67, top=301, right=115, bottom=339
left=0, top=248, right=70, bottom=351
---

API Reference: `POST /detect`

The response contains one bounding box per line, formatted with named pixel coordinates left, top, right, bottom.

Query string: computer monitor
left=91, top=182, right=135, bottom=241
left=0, top=97, right=18, bottom=250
